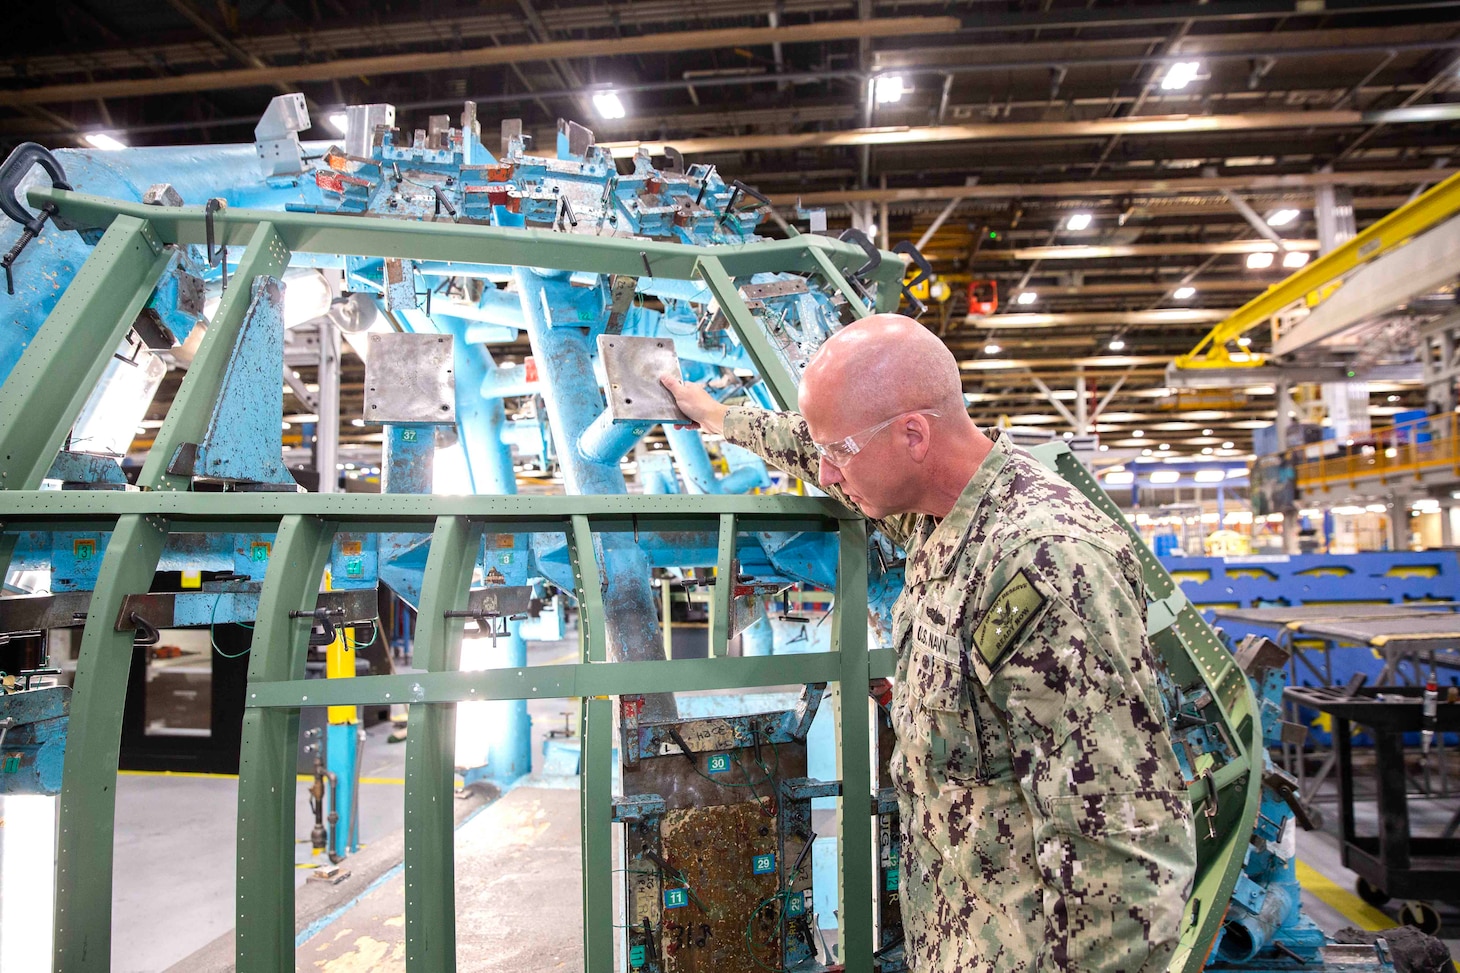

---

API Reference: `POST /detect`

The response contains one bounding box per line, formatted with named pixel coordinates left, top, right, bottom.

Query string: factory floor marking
left=1294, top=859, right=1400, bottom=931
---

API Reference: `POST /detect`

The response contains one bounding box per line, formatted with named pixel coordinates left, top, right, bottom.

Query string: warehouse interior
left=2, top=1, right=1460, bottom=971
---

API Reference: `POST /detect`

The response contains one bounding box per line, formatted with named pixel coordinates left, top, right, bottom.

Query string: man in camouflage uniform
left=662, top=315, right=1196, bottom=972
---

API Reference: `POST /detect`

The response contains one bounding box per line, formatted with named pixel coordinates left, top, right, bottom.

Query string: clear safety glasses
left=811, top=410, right=940, bottom=467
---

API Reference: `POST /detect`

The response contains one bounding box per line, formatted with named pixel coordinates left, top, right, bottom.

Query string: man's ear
left=904, top=414, right=932, bottom=461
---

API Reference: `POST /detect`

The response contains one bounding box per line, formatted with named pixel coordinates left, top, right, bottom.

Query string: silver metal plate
left=363, top=332, right=456, bottom=423
left=597, top=334, right=688, bottom=423
left=740, top=278, right=809, bottom=301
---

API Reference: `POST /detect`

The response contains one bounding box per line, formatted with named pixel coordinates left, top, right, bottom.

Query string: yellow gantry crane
left=1174, top=170, right=1460, bottom=370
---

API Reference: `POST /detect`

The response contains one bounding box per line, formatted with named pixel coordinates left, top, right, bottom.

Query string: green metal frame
left=4, top=189, right=1260, bottom=973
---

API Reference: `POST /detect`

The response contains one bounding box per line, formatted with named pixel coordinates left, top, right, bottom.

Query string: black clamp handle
left=893, top=240, right=934, bottom=316
left=204, top=198, right=228, bottom=292
left=1, top=142, right=72, bottom=296
left=129, top=611, right=161, bottom=647
left=731, top=180, right=771, bottom=208
left=837, top=228, right=881, bottom=280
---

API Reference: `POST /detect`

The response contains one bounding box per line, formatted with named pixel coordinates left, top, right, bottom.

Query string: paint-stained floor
left=297, top=785, right=583, bottom=972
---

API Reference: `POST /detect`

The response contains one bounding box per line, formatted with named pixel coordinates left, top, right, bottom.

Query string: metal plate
left=363, top=332, right=456, bottom=423
left=598, top=334, right=688, bottom=423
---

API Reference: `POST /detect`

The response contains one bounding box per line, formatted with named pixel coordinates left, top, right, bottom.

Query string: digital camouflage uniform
left=723, top=408, right=1198, bottom=973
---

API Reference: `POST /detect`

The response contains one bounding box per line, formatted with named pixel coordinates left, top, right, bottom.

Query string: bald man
left=662, top=314, right=1195, bottom=973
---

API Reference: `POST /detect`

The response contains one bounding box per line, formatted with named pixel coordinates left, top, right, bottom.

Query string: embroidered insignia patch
left=973, top=568, right=1046, bottom=671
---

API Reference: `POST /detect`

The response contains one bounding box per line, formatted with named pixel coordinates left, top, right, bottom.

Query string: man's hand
left=659, top=374, right=729, bottom=436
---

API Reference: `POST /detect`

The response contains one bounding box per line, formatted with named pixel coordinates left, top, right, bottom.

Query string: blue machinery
left=0, top=94, right=1444, bottom=971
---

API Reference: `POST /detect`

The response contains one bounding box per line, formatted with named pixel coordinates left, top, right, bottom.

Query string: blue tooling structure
left=1162, top=550, right=1460, bottom=687
left=1, top=94, right=1443, bottom=972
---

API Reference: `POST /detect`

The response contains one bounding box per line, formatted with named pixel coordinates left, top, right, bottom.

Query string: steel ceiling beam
left=0, top=15, right=959, bottom=106
left=774, top=168, right=1460, bottom=206
left=971, top=309, right=1238, bottom=328
left=969, top=240, right=1320, bottom=261
left=605, top=106, right=1460, bottom=156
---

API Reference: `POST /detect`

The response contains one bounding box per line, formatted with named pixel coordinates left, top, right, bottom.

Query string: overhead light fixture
left=1149, top=470, right=1181, bottom=484
left=1141, top=448, right=1153, bottom=456
left=1222, top=441, right=1236, bottom=449
left=1366, top=503, right=1388, bottom=513
left=983, top=342, right=1001, bottom=355
left=1282, top=251, right=1310, bottom=269
left=592, top=91, right=627, bottom=119
left=1132, top=429, right=1145, bottom=438
left=1237, top=336, right=1252, bottom=347
left=874, top=75, right=907, bottom=104
left=1246, top=251, right=1275, bottom=269
left=327, top=112, right=349, bottom=134
left=1266, top=209, right=1300, bottom=227
left=1160, top=60, right=1202, bottom=90
left=1202, top=428, right=1213, bottom=436
left=1066, top=212, right=1093, bottom=231
left=1194, top=469, right=1226, bottom=483
left=1158, top=443, right=1171, bottom=451
left=83, top=132, right=127, bottom=151
left=1201, top=447, right=1214, bottom=454
left=1105, top=471, right=1135, bottom=485
left=1108, top=336, right=1126, bottom=351
left=1016, top=291, right=1037, bottom=305
left=1173, top=286, right=1196, bottom=300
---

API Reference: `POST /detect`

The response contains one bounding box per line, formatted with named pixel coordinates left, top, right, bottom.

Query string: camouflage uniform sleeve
left=721, top=405, right=916, bottom=548
left=966, top=534, right=1196, bottom=972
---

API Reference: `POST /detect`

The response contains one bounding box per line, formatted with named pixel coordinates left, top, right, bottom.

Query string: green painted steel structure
left=0, top=189, right=1262, bottom=973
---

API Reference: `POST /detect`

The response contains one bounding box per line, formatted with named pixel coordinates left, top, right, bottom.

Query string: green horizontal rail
left=246, top=653, right=843, bottom=708
left=28, top=187, right=884, bottom=284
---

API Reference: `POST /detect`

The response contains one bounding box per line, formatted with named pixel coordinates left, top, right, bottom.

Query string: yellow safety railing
left=1175, top=170, right=1460, bottom=370
left=1285, top=412, right=1460, bottom=492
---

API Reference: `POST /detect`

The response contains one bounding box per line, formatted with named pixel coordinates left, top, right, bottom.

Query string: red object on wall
left=524, top=357, right=539, bottom=384
left=967, top=279, right=999, bottom=316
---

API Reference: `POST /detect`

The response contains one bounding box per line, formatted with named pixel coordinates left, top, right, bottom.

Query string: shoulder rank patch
left=973, top=568, right=1046, bottom=672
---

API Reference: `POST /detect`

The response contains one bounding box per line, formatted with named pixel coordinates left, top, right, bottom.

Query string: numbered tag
left=629, top=945, right=646, bottom=968
left=2, top=754, right=20, bottom=774
left=401, top=428, right=418, bottom=442
left=885, top=867, right=899, bottom=891
left=250, top=541, right=271, bottom=562
left=345, top=557, right=364, bottom=578
left=784, top=891, right=806, bottom=918
left=73, top=538, right=95, bottom=561
left=706, top=753, right=730, bottom=774
left=752, top=853, right=776, bottom=875
left=663, top=887, right=689, bottom=910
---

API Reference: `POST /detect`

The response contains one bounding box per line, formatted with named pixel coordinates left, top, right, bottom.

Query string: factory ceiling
left=5, top=1, right=1460, bottom=460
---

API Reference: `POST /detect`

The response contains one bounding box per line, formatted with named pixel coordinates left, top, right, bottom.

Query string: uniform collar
left=904, top=430, right=1015, bottom=586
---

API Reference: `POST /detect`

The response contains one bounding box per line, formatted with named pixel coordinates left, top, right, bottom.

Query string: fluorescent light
left=1226, top=468, right=1249, bottom=479
left=1222, top=441, right=1235, bottom=449
left=1367, top=504, right=1388, bottom=513
left=1158, top=443, right=1171, bottom=451
left=327, top=112, right=349, bottom=134
left=1105, top=471, right=1135, bottom=485
left=1266, top=209, right=1300, bottom=227
left=1108, top=336, right=1126, bottom=351
left=1194, top=469, right=1225, bottom=483
left=1132, top=429, right=1145, bottom=438
left=983, top=342, right=1001, bottom=355
left=1149, top=470, right=1180, bottom=484
left=592, top=91, right=627, bottom=119
left=1160, top=60, right=1202, bottom=90
left=1202, top=429, right=1213, bottom=436
left=1141, top=448, right=1153, bottom=456
left=1173, top=286, right=1196, bottom=300
left=1413, top=498, right=1441, bottom=512
left=83, top=132, right=127, bottom=151
left=1246, top=252, right=1275, bottom=269
left=1066, top=212, right=1093, bottom=231
left=1016, top=291, right=1037, bottom=305
left=1201, top=447, right=1213, bottom=454
left=874, top=75, right=907, bottom=104
left=351, top=418, right=366, bottom=427
left=1283, top=251, right=1310, bottom=269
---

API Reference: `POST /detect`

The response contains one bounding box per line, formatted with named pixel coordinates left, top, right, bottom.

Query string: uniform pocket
left=907, top=646, right=985, bottom=787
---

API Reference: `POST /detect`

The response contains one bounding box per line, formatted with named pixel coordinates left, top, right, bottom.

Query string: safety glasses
left=811, top=410, right=940, bottom=467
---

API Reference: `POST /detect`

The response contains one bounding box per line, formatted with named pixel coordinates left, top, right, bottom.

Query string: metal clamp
left=289, top=607, right=342, bottom=646
left=0, top=142, right=72, bottom=295
left=893, top=240, right=934, bottom=316
left=129, top=611, right=160, bottom=647
left=836, top=227, right=881, bottom=280
left=204, top=198, right=228, bottom=292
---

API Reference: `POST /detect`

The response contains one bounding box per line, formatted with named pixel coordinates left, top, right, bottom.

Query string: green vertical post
left=709, top=513, right=736, bottom=657
left=0, top=215, right=170, bottom=491
left=52, top=513, right=169, bottom=973
left=569, top=515, right=613, bottom=972
left=235, top=515, right=335, bottom=973
left=806, top=247, right=872, bottom=320
left=832, top=516, right=873, bottom=972
left=404, top=516, right=484, bottom=972
left=139, top=222, right=291, bottom=491
left=693, top=257, right=798, bottom=410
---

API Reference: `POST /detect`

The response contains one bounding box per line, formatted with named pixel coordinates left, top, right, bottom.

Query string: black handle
left=893, top=240, right=933, bottom=289
left=731, top=180, right=771, bottom=207
left=130, top=611, right=161, bottom=647
left=837, top=228, right=881, bottom=280
left=0, top=142, right=71, bottom=234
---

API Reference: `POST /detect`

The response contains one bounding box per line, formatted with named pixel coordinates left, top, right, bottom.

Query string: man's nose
left=819, top=456, right=842, bottom=485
